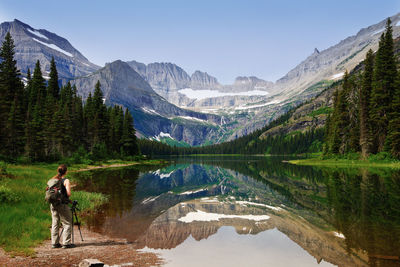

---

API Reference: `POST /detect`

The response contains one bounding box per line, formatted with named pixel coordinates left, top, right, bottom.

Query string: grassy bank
left=288, top=157, right=400, bottom=168
left=0, top=159, right=165, bottom=256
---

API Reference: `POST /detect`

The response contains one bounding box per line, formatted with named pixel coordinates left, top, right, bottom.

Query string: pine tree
left=370, top=18, right=397, bottom=152
left=26, top=61, right=47, bottom=160
left=92, top=81, right=108, bottom=145
left=347, top=75, right=360, bottom=152
left=328, top=71, right=350, bottom=154
left=47, top=57, right=60, bottom=99
left=121, top=108, right=138, bottom=156
left=359, top=50, right=374, bottom=158
left=387, top=73, right=400, bottom=158
left=0, top=32, right=25, bottom=157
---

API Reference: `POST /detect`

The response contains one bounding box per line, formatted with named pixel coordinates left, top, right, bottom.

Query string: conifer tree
left=47, top=57, right=60, bottom=99
left=26, top=61, right=47, bottom=160
left=387, top=74, right=400, bottom=158
left=121, top=108, right=138, bottom=156
left=328, top=71, right=350, bottom=154
left=359, top=49, right=374, bottom=158
left=92, top=81, right=108, bottom=145
left=0, top=32, right=25, bottom=157
left=370, top=18, right=397, bottom=152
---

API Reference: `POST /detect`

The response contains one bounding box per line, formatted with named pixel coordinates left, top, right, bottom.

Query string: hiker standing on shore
left=46, top=164, right=75, bottom=249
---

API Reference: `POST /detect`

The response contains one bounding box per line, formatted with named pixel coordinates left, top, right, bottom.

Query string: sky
left=0, top=0, right=399, bottom=84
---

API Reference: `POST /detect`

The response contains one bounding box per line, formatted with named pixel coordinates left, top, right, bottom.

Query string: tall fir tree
left=328, top=71, right=351, bottom=154
left=47, top=57, right=60, bottom=99
left=370, top=18, right=397, bottom=152
left=0, top=32, right=25, bottom=157
left=386, top=73, right=400, bottom=158
left=26, top=61, right=47, bottom=160
left=121, top=108, right=138, bottom=156
left=359, top=49, right=374, bottom=158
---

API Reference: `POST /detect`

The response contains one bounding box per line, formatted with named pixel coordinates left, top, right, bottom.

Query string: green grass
left=288, top=157, right=400, bottom=169
left=0, top=159, right=164, bottom=256
left=308, top=106, right=333, bottom=117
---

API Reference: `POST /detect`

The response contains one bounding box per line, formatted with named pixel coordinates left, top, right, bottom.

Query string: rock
left=79, top=258, right=104, bottom=267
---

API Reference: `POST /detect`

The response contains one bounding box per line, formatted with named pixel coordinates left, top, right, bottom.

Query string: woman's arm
left=64, top=179, right=71, bottom=197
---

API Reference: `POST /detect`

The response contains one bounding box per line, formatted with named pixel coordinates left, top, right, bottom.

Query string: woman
left=49, top=164, right=75, bottom=249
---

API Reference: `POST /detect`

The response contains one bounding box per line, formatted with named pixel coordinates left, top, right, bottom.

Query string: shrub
left=0, top=185, right=20, bottom=204
left=0, top=162, right=8, bottom=176
left=369, top=152, right=393, bottom=162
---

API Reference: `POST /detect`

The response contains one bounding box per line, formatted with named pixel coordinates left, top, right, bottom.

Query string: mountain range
left=1, top=13, right=400, bottom=145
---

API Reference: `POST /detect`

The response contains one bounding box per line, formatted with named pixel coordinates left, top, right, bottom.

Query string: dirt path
left=71, top=163, right=141, bottom=172
left=0, top=227, right=163, bottom=267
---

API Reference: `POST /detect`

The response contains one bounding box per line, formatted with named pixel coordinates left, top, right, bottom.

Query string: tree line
left=325, top=18, right=400, bottom=159
left=139, top=107, right=325, bottom=156
left=0, top=32, right=138, bottom=162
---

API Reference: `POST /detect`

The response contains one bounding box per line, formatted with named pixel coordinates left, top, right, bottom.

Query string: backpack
left=45, top=178, right=68, bottom=205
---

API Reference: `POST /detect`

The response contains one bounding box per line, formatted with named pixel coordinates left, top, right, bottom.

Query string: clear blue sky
left=0, top=0, right=399, bottom=84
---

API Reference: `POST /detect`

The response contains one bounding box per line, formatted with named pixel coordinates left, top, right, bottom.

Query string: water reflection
left=73, top=156, right=400, bottom=266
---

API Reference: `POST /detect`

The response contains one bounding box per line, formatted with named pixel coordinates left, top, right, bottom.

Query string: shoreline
left=287, top=158, right=400, bottom=168
left=0, top=227, right=162, bottom=266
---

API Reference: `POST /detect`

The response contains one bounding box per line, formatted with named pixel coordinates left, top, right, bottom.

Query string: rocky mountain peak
left=0, top=19, right=99, bottom=80
left=190, top=70, right=220, bottom=89
left=313, top=48, right=320, bottom=54
left=232, top=76, right=273, bottom=91
left=126, top=60, right=191, bottom=91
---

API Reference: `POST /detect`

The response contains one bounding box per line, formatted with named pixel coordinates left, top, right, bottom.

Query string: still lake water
left=74, top=156, right=400, bottom=267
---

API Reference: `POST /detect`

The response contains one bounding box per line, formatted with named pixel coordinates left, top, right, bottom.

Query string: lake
left=73, top=156, right=400, bottom=267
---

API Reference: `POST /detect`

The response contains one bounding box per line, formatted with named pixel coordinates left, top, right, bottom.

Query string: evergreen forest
left=0, top=32, right=139, bottom=162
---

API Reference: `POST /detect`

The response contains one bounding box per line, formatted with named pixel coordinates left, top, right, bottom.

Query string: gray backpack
left=45, top=178, right=67, bottom=205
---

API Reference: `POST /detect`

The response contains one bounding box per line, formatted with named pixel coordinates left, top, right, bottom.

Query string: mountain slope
left=0, top=19, right=99, bottom=79
left=72, top=60, right=227, bottom=145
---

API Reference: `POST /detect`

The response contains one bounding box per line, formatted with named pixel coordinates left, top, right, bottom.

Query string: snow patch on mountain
left=235, top=100, right=281, bottom=110
left=178, top=88, right=269, bottom=100
left=153, top=169, right=174, bottom=179
left=330, top=72, right=345, bottom=80
left=32, top=38, right=73, bottom=57
left=178, top=210, right=271, bottom=223
left=236, top=201, right=282, bottom=211
left=179, top=188, right=207, bottom=195
left=154, top=132, right=174, bottom=141
left=176, top=116, right=208, bottom=123
left=142, top=107, right=161, bottom=116
left=27, top=28, right=48, bottom=40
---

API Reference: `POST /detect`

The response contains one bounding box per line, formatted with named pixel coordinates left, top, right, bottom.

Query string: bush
left=63, top=146, right=93, bottom=165
left=369, top=152, right=393, bottom=162
left=0, top=185, right=20, bottom=204
left=344, top=152, right=361, bottom=160
left=0, top=162, right=8, bottom=176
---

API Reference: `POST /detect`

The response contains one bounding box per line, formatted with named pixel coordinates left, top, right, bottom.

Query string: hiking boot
left=51, top=243, right=61, bottom=249
left=62, top=244, right=76, bottom=249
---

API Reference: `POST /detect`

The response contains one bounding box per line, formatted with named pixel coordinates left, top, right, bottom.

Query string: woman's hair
left=53, top=164, right=67, bottom=179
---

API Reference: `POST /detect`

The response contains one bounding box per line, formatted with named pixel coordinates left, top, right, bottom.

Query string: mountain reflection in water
left=73, top=156, right=400, bottom=267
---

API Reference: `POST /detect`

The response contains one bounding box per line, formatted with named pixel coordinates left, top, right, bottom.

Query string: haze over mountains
left=1, top=13, right=400, bottom=145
